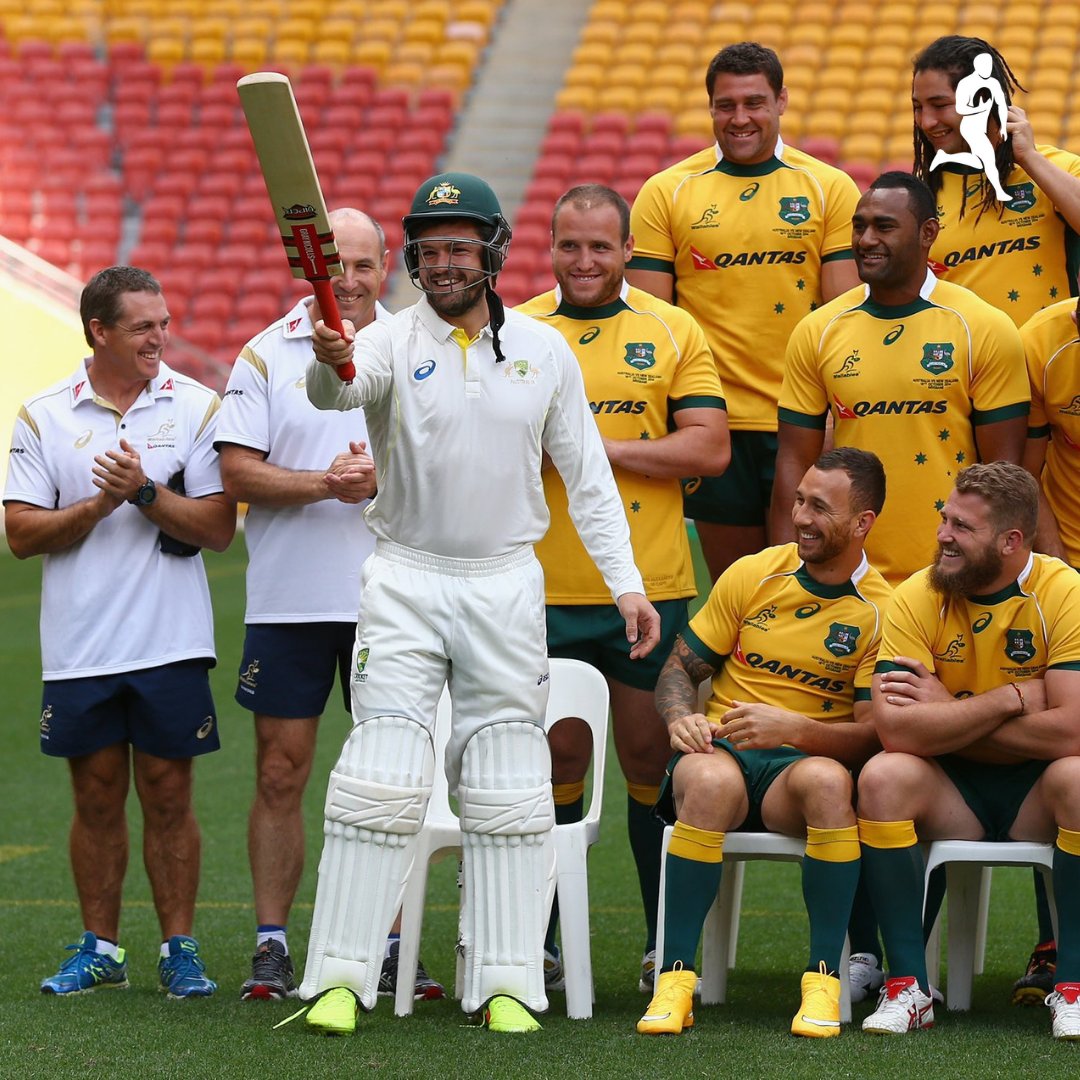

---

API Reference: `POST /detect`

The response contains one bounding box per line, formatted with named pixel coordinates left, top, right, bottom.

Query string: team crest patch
left=503, top=359, right=539, bottom=383
left=690, top=205, right=721, bottom=228
left=921, top=342, right=954, bottom=375
left=778, top=196, right=811, bottom=225
left=623, top=342, right=656, bottom=370
left=1003, top=182, right=1036, bottom=212
left=356, top=647, right=369, bottom=673
left=239, top=659, right=260, bottom=691
left=426, top=181, right=461, bottom=206
left=824, top=622, right=860, bottom=657
left=1004, top=628, right=1036, bottom=664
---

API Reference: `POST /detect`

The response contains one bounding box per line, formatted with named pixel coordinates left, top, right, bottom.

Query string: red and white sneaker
left=1046, top=982, right=1080, bottom=1040
left=862, top=976, right=935, bottom=1035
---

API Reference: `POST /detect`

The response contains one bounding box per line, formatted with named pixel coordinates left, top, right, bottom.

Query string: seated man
left=859, top=462, right=1080, bottom=1039
left=639, top=448, right=891, bottom=1038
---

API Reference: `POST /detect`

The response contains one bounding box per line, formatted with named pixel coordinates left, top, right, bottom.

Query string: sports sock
left=803, top=825, right=860, bottom=974
left=847, top=867, right=883, bottom=962
left=94, top=936, right=120, bottom=960
left=543, top=784, right=584, bottom=954
left=858, top=818, right=929, bottom=990
left=627, top=784, right=663, bottom=951
left=1054, top=828, right=1080, bottom=981
left=660, top=820, right=724, bottom=972
left=384, top=932, right=400, bottom=960
left=922, top=864, right=946, bottom=944
left=1033, top=867, right=1056, bottom=946
left=256, top=924, right=288, bottom=953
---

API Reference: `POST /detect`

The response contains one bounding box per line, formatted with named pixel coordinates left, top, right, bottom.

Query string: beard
left=928, top=542, right=1004, bottom=598
left=423, top=276, right=487, bottom=318
left=798, top=529, right=849, bottom=565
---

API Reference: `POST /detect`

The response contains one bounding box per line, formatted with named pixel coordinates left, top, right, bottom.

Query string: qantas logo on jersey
left=741, top=651, right=846, bottom=693
left=690, top=245, right=807, bottom=270
left=921, top=342, right=955, bottom=375
left=778, top=196, right=811, bottom=225
left=623, top=342, right=656, bottom=370
left=941, top=236, right=1040, bottom=267
left=73, top=380, right=87, bottom=401
left=690, top=205, right=721, bottom=229
left=590, top=399, right=646, bottom=414
left=287, top=317, right=304, bottom=333
left=832, top=395, right=947, bottom=417
left=1003, top=183, right=1037, bottom=212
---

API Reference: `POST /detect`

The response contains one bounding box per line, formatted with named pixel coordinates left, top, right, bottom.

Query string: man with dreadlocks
left=290, top=172, right=660, bottom=1036
left=912, top=35, right=1080, bottom=1007
left=912, top=35, right=1080, bottom=327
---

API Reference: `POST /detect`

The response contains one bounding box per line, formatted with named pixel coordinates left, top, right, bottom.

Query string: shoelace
left=251, top=946, right=287, bottom=981
left=164, top=949, right=206, bottom=983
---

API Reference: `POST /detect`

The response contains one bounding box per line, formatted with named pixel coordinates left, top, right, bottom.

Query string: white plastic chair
left=921, top=840, right=1057, bottom=1011
left=393, top=656, right=610, bottom=1019
left=655, top=826, right=853, bottom=1022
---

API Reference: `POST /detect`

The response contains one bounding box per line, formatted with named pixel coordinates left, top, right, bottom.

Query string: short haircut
left=954, top=462, right=1038, bottom=540
left=705, top=41, right=784, bottom=98
left=329, top=206, right=387, bottom=254
left=551, top=184, right=631, bottom=244
left=867, top=171, right=938, bottom=224
left=814, top=447, right=886, bottom=516
left=80, top=265, right=162, bottom=347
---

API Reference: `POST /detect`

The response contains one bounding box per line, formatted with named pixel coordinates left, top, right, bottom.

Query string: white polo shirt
left=4, top=361, right=223, bottom=680
left=306, top=296, right=644, bottom=601
left=216, top=298, right=386, bottom=623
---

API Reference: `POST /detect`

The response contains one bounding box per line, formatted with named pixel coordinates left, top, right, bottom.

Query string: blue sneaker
left=158, top=935, right=217, bottom=999
left=41, top=931, right=129, bottom=994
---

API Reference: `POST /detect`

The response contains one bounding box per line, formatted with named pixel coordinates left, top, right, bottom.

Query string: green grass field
left=1, top=541, right=1077, bottom=1078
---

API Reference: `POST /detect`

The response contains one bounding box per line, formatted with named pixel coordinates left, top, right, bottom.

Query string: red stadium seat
left=173, top=243, right=216, bottom=271
left=184, top=219, right=226, bottom=246
left=137, top=220, right=180, bottom=246
left=227, top=219, right=275, bottom=246
left=235, top=291, right=285, bottom=326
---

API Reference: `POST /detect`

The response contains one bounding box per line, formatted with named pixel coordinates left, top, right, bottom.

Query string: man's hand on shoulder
left=617, top=592, right=661, bottom=659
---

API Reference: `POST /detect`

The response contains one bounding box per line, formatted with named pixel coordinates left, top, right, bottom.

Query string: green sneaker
left=481, top=995, right=541, bottom=1033
left=306, top=987, right=360, bottom=1035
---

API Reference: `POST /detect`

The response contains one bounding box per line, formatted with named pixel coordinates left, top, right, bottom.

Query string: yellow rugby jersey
left=685, top=544, right=892, bottom=725
left=1022, top=298, right=1080, bottom=566
left=779, top=271, right=1029, bottom=584
left=929, top=148, right=1080, bottom=327
left=876, top=555, right=1080, bottom=703
left=519, top=282, right=726, bottom=602
left=629, top=138, right=859, bottom=432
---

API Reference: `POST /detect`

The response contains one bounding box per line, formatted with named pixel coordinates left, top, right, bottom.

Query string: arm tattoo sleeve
left=655, top=634, right=718, bottom=727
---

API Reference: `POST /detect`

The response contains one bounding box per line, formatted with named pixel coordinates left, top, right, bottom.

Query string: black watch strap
left=129, top=478, right=157, bottom=506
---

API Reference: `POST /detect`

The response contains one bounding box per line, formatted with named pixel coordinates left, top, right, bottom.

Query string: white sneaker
left=848, top=952, right=885, bottom=1004
left=862, top=976, right=935, bottom=1034
left=1046, top=983, right=1080, bottom=1040
left=638, top=949, right=657, bottom=994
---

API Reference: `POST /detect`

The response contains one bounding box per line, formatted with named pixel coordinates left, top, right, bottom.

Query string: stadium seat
left=394, top=657, right=610, bottom=1021
left=656, top=827, right=853, bottom=1022
left=922, top=841, right=1057, bottom=1012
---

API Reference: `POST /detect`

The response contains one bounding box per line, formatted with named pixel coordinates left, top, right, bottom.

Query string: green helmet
left=402, top=172, right=512, bottom=285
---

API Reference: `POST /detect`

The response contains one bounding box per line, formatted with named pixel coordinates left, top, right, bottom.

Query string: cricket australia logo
left=1003, top=183, right=1036, bottom=212
left=503, top=359, right=539, bottom=383
left=354, top=647, right=370, bottom=683
left=623, top=342, right=656, bottom=370
left=824, top=622, right=860, bottom=657
left=239, top=659, right=260, bottom=692
left=778, top=196, right=811, bottom=225
left=921, top=342, right=955, bottom=376
left=743, top=604, right=778, bottom=630
left=690, top=205, right=721, bottom=229
left=1004, top=628, right=1037, bottom=664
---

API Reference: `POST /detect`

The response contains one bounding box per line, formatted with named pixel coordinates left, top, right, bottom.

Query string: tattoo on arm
left=655, top=635, right=717, bottom=726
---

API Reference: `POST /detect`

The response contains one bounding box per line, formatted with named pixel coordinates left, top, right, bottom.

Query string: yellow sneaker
left=481, top=995, right=542, bottom=1033
left=637, top=962, right=696, bottom=1035
left=305, top=987, right=360, bottom=1035
left=790, top=963, right=841, bottom=1038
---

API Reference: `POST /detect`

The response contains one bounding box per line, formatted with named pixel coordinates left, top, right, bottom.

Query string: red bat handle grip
left=312, top=279, right=355, bottom=383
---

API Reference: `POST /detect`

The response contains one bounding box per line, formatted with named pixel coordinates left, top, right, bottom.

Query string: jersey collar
left=966, top=552, right=1035, bottom=604
left=72, top=359, right=177, bottom=411
left=858, top=268, right=939, bottom=319
left=552, top=279, right=630, bottom=320
left=793, top=550, right=866, bottom=599
left=281, top=298, right=392, bottom=340
left=417, top=294, right=492, bottom=343
left=712, top=134, right=787, bottom=177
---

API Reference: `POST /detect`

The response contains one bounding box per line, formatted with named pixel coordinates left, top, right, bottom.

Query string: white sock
left=257, top=928, right=288, bottom=954
left=160, top=942, right=170, bottom=958
left=94, top=937, right=120, bottom=960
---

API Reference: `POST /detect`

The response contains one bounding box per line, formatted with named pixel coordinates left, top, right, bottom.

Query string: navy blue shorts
left=235, top=622, right=355, bottom=718
left=40, top=659, right=219, bottom=760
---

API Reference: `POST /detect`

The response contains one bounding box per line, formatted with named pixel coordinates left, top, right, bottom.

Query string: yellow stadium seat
left=656, top=41, right=696, bottom=68
left=351, top=40, right=392, bottom=70
left=673, top=110, right=712, bottom=140
left=232, top=16, right=273, bottom=41
left=580, top=22, right=620, bottom=48
left=878, top=2, right=917, bottom=26
left=369, top=0, right=409, bottom=18
left=1030, top=69, right=1070, bottom=95
left=589, top=1, right=629, bottom=24
left=555, top=85, right=598, bottom=113
left=286, top=0, right=325, bottom=19
left=595, top=84, right=641, bottom=114
left=405, top=18, right=445, bottom=45
left=397, top=41, right=435, bottom=66
left=803, top=110, right=845, bottom=139
left=362, top=18, right=402, bottom=43
left=384, top=61, right=425, bottom=88
left=231, top=37, right=270, bottom=67
left=842, top=132, right=885, bottom=162
left=817, top=65, right=859, bottom=91
left=623, top=21, right=667, bottom=47
left=277, top=19, right=318, bottom=43
left=414, top=0, right=451, bottom=19
left=885, top=133, right=914, bottom=162
left=190, top=37, right=228, bottom=66
left=311, top=38, right=352, bottom=66
left=424, top=62, right=471, bottom=92
left=271, top=39, right=312, bottom=66
left=630, top=0, right=669, bottom=22
left=190, top=17, right=229, bottom=43
left=571, top=42, right=611, bottom=68
left=607, top=63, right=648, bottom=89
left=663, top=19, right=704, bottom=48
left=454, top=0, right=499, bottom=26
left=1001, top=3, right=1041, bottom=30
left=1042, top=5, right=1080, bottom=30
left=781, top=111, right=805, bottom=140
left=564, top=63, right=605, bottom=91
left=651, top=64, right=690, bottom=91
left=147, top=38, right=186, bottom=68
left=639, top=84, right=683, bottom=114
left=617, top=42, right=658, bottom=69
left=104, top=16, right=147, bottom=43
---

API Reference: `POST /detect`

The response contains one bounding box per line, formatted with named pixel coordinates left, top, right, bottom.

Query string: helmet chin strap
left=486, top=282, right=506, bottom=363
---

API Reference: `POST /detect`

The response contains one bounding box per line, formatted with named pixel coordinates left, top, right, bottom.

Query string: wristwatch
left=129, top=477, right=157, bottom=506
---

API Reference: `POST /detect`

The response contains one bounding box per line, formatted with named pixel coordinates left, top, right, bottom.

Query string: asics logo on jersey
left=921, top=342, right=955, bottom=375
left=690, top=205, right=721, bottom=229
left=883, top=325, right=905, bottom=345
left=1003, top=183, right=1036, bottom=212
left=413, top=359, right=436, bottom=380
left=942, top=236, right=1040, bottom=267
left=795, top=603, right=821, bottom=619
left=742, top=652, right=846, bottom=693
left=739, top=183, right=760, bottom=201
left=196, top=717, right=215, bottom=739
left=74, top=429, right=93, bottom=449
left=690, top=247, right=808, bottom=270
left=590, top=400, right=646, bottom=414
left=778, top=196, right=811, bottom=225
left=578, top=326, right=601, bottom=344
left=972, top=612, right=993, bottom=633
left=834, top=397, right=948, bottom=417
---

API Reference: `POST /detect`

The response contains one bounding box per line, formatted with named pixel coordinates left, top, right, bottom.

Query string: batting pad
left=458, top=720, right=556, bottom=1013
left=299, top=714, right=434, bottom=1007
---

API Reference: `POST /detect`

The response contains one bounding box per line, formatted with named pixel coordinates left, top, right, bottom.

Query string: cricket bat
left=237, top=71, right=354, bottom=382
